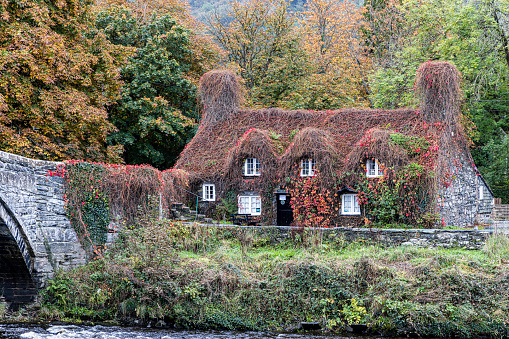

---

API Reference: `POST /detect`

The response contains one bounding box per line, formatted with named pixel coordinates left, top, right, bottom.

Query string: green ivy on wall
left=66, top=162, right=110, bottom=251
left=49, top=161, right=111, bottom=253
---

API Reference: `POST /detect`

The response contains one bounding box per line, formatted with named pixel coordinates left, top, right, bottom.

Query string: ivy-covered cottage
left=172, top=61, right=494, bottom=228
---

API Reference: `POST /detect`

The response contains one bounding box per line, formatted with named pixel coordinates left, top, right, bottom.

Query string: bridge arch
left=0, top=150, right=87, bottom=307
left=0, top=194, right=38, bottom=305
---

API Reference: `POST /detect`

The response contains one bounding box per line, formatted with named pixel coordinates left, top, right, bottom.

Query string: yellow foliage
left=298, top=0, right=372, bottom=107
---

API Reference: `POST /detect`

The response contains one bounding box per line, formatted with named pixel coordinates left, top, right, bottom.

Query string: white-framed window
left=202, top=183, right=215, bottom=201
left=243, top=158, right=261, bottom=176
left=238, top=195, right=261, bottom=216
left=300, top=158, right=316, bottom=177
left=366, top=159, right=383, bottom=177
left=341, top=194, right=360, bottom=215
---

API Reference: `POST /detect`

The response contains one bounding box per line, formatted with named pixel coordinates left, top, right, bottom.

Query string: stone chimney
left=198, top=70, right=244, bottom=124
left=415, top=61, right=462, bottom=125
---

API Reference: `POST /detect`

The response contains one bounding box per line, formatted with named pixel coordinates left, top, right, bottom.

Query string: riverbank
left=7, top=220, right=509, bottom=338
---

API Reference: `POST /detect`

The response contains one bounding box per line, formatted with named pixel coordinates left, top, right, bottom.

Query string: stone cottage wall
left=437, top=153, right=493, bottom=227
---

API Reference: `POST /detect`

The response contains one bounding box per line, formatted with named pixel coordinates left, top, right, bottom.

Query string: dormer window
left=341, top=194, right=360, bottom=215
left=244, top=158, right=261, bottom=176
left=300, top=159, right=315, bottom=177
left=202, top=183, right=215, bottom=201
left=366, top=159, right=383, bottom=177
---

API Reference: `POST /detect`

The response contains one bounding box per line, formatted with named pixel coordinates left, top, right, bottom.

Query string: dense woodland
left=0, top=0, right=508, bottom=201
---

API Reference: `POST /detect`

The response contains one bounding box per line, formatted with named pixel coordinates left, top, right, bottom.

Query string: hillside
left=189, top=0, right=364, bottom=22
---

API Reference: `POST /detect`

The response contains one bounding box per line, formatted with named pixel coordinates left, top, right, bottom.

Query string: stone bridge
left=0, top=151, right=86, bottom=307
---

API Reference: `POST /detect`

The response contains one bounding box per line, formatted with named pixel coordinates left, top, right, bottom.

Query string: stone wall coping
left=0, top=150, right=62, bottom=168
left=188, top=223, right=496, bottom=235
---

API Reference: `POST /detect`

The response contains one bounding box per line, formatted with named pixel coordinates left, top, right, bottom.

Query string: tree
left=208, top=0, right=312, bottom=108
left=94, top=0, right=221, bottom=85
left=296, top=0, right=372, bottom=108
left=368, top=0, right=509, bottom=108
left=0, top=0, right=126, bottom=162
left=95, top=7, right=198, bottom=169
left=361, top=0, right=405, bottom=68
left=365, top=0, right=509, bottom=199
left=248, top=33, right=311, bottom=109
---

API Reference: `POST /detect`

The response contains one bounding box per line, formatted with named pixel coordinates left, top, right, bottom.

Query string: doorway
left=276, top=193, right=293, bottom=226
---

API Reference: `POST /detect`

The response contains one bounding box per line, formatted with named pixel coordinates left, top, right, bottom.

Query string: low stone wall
left=202, top=224, right=494, bottom=250
left=335, top=227, right=491, bottom=249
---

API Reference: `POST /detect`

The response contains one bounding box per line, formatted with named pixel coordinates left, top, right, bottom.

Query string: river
left=0, top=324, right=394, bottom=339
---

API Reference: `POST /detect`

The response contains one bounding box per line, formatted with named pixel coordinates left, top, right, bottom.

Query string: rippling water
left=0, top=324, right=385, bottom=339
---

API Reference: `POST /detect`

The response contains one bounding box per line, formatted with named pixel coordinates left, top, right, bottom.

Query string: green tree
left=479, top=133, right=509, bottom=201
left=94, top=0, right=221, bottom=84
left=367, top=0, right=509, bottom=199
left=0, top=0, right=126, bottom=162
left=95, top=8, right=198, bottom=169
left=369, top=0, right=509, bottom=109
left=470, top=85, right=509, bottom=202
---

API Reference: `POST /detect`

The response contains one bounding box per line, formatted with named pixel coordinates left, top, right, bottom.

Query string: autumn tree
left=208, top=0, right=311, bottom=108
left=296, top=0, right=372, bottom=109
left=95, top=7, right=200, bottom=169
left=0, top=0, right=126, bottom=162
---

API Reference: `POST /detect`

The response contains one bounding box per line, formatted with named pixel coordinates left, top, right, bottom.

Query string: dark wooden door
left=276, top=194, right=293, bottom=226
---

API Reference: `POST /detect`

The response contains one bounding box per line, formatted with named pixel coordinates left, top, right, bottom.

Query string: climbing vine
left=48, top=161, right=110, bottom=253
left=356, top=163, right=433, bottom=226
left=289, top=169, right=336, bottom=228
left=47, top=160, right=180, bottom=255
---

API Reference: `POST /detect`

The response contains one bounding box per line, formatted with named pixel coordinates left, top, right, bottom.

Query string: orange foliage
left=0, top=0, right=126, bottom=162
left=299, top=0, right=372, bottom=107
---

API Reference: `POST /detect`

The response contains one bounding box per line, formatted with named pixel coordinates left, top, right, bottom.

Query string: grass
left=36, top=220, right=509, bottom=338
left=483, top=233, right=509, bottom=261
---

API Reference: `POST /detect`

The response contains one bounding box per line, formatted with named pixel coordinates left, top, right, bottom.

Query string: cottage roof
left=175, top=108, right=442, bottom=178
left=173, top=61, right=470, bottom=190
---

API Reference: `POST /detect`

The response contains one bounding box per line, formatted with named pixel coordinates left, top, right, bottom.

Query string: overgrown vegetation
left=40, top=221, right=509, bottom=338
left=48, top=160, right=189, bottom=252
